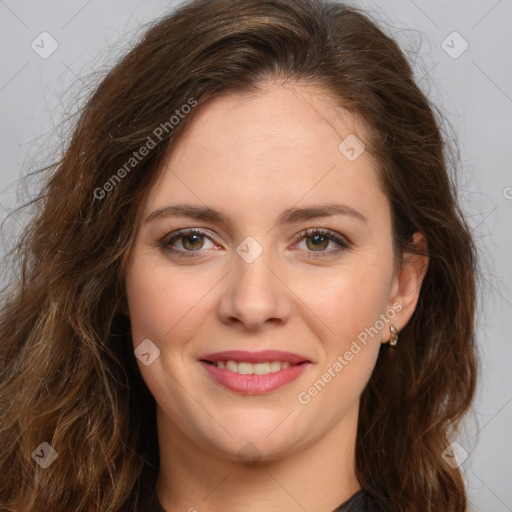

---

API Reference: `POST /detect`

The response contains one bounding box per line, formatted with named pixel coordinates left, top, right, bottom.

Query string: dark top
left=144, top=487, right=388, bottom=511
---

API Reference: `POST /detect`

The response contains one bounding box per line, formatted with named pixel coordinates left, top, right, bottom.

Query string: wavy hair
left=0, top=0, right=478, bottom=510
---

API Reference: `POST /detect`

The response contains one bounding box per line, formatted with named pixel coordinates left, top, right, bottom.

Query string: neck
left=155, top=404, right=361, bottom=512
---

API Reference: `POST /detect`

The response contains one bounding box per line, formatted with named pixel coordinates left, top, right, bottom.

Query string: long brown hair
left=0, top=0, right=478, bottom=510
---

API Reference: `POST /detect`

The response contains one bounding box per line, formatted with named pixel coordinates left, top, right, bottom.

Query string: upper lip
left=200, top=350, right=310, bottom=365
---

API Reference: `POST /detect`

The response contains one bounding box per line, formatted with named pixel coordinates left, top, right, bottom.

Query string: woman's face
left=124, top=83, right=416, bottom=461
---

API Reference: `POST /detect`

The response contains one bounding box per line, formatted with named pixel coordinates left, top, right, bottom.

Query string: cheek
left=301, top=261, right=392, bottom=342
left=298, top=275, right=388, bottom=409
left=125, top=264, right=168, bottom=344
left=124, top=252, right=215, bottom=348
left=293, top=254, right=393, bottom=399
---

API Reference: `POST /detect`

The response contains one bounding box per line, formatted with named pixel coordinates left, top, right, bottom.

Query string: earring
left=389, top=324, right=399, bottom=346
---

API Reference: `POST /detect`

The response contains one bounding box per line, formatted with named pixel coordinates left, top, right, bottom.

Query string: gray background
left=1, top=1, right=511, bottom=510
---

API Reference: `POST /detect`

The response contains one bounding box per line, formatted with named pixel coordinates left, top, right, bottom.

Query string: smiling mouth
left=199, top=358, right=311, bottom=394
left=198, top=349, right=311, bottom=394
left=201, top=359, right=307, bottom=375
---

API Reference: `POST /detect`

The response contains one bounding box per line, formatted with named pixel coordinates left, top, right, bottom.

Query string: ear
left=384, top=232, right=429, bottom=343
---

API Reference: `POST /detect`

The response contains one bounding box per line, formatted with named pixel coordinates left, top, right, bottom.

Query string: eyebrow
left=144, top=203, right=367, bottom=225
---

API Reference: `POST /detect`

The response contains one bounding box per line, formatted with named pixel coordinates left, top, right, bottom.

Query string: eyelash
left=159, top=228, right=352, bottom=259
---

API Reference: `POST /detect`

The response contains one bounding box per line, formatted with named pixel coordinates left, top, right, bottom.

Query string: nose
left=216, top=241, right=293, bottom=331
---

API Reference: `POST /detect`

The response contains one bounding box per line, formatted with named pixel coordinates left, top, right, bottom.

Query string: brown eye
left=180, top=233, right=205, bottom=251
left=161, top=228, right=216, bottom=256
left=294, top=229, right=351, bottom=259
left=305, top=233, right=330, bottom=251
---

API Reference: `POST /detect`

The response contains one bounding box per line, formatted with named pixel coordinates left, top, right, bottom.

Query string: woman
left=0, top=0, right=478, bottom=510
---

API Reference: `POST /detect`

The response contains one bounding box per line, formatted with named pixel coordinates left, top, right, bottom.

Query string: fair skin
left=124, top=82, right=428, bottom=512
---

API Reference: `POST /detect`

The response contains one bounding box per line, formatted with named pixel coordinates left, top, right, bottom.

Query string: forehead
left=143, top=83, right=385, bottom=222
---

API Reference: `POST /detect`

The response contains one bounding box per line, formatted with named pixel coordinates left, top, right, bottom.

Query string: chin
left=187, top=416, right=306, bottom=462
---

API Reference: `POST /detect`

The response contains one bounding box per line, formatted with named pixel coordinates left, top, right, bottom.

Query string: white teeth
left=226, top=360, right=238, bottom=372
left=214, top=360, right=295, bottom=375
left=269, top=361, right=281, bottom=372
left=238, top=362, right=253, bottom=375
left=254, top=362, right=270, bottom=375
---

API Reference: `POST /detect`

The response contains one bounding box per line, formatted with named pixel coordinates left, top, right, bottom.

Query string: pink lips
left=199, top=350, right=311, bottom=395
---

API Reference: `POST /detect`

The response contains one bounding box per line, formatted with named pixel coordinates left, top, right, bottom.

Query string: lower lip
left=200, top=361, right=310, bottom=395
